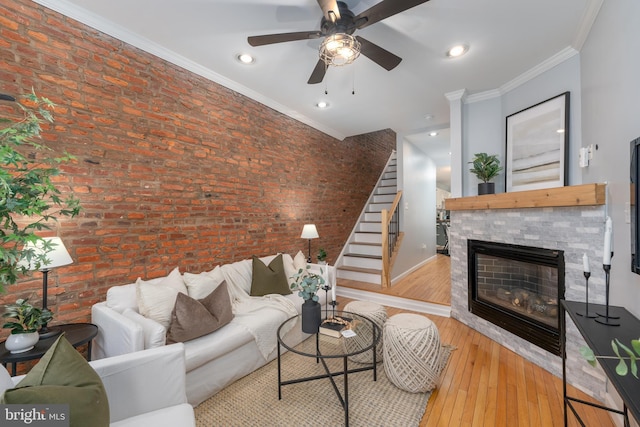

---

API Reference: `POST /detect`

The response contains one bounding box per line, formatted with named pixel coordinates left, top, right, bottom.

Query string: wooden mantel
left=445, top=183, right=606, bottom=211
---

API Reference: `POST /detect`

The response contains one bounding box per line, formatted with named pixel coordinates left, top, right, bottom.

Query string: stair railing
left=380, top=190, right=402, bottom=288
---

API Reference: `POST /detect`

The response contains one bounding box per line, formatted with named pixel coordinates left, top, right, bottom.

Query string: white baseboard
left=336, top=287, right=451, bottom=318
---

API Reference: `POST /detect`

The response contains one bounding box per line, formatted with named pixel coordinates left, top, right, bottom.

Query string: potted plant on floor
left=469, top=152, right=503, bottom=195
left=0, top=91, right=81, bottom=291
left=2, top=298, right=53, bottom=353
left=290, top=266, right=325, bottom=333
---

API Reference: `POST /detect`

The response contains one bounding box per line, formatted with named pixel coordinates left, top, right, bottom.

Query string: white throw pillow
left=183, top=266, right=226, bottom=300
left=121, top=308, right=167, bottom=349
left=106, top=283, right=138, bottom=313
left=282, top=253, right=297, bottom=285
left=136, top=267, right=187, bottom=329
left=293, top=250, right=307, bottom=272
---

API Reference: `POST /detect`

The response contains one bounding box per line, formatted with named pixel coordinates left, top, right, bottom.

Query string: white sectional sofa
left=91, top=252, right=334, bottom=407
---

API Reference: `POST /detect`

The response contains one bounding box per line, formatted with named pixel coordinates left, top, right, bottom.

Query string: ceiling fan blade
left=354, top=0, right=430, bottom=30
left=356, top=36, right=402, bottom=71
left=248, top=31, right=322, bottom=47
left=307, top=59, right=328, bottom=84
left=316, top=0, right=340, bottom=22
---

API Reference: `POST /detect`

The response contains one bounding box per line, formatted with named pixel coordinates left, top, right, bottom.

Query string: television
left=631, top=137, right=640, bottom=274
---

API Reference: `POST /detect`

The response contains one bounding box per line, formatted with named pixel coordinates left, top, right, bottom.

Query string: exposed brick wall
left=0, top=0, right=395, bottom=337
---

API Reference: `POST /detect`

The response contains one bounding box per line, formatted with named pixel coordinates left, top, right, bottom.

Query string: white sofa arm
left=92, top=302, right=144, bottom=360
left=89, top=343, right=192, bottom=424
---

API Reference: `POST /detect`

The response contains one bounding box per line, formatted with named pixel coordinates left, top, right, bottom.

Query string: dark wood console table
left=561, top=300, right=640, bottom=426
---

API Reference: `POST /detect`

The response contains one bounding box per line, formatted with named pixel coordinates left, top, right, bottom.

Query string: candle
left=603, top=216, right=612, bottom=265
left=582, top=253, right=590, bottom=273
left=331, top=277, right=336, bottom=302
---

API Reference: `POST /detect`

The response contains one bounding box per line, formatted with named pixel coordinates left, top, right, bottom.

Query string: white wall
left=463, top=97, right=503, bottom=195
left=392, top=139, right=437, bottom=278
left=580, top=0, right=640, bottom=317
left=462, top=55, right=583, bottom=196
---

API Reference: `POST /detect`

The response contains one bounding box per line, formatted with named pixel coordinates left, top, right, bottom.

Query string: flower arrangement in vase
left=290, top=266, right=325, bottom=333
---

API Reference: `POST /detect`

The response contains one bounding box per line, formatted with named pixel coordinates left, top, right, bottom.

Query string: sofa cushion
left=106, top=283, right=138, bottom=313
left=183, top=266, right=226, bottom=300
left=166, top=281, right=234, bottom=344
left=250, top=254, right=291, bottom=297
left=183, top=322, right=254, bottom=372
left=122, top=308, right=166, bottom=349
left=1, top=335, right=110, bottom=427
left=137, top=267, right=187, bottom=329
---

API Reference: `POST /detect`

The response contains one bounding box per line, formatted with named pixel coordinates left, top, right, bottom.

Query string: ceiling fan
left=247, top=0, right=430, bottom=84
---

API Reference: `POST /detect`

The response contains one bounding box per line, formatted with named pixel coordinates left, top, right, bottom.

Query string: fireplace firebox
left=468, top=239, right=565, bottom=356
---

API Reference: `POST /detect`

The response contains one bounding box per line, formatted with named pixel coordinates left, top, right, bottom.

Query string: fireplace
left=468, top=239, right=565, bottom=356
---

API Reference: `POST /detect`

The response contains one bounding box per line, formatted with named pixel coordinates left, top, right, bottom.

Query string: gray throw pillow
left=166, top=281, right=234, bottom=344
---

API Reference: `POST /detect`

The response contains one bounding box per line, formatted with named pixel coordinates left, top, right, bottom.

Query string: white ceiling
left=36, top=0, right=599, bottom=190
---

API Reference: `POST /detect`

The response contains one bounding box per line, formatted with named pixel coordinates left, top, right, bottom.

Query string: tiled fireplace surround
left=449, top=204, right=608, bottom=401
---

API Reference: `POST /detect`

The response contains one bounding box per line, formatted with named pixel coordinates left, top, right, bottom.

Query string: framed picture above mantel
left=505, top=92, right=570, bottom=192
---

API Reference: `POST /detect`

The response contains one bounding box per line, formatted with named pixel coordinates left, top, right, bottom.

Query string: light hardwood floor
left=337, top=254, right=615, bottom=427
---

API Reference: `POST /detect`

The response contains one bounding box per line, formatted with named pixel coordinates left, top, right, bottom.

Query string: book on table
left=319, top=317, right=352, bottom=338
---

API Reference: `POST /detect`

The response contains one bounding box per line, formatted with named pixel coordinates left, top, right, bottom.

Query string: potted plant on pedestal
left=469, top=152, right=503, bottom=195
left=317, top=248, right=327, bottom=265
left=2, top=298, right=53, bottom=353
left=290, top=266, right=325, bottom=333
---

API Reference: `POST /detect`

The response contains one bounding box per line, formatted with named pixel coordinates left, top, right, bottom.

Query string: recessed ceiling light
left=316, top=101, right=329, bottom=109
left=556, top=129, right=565, bottom=133
left=429, top=131, right=439, bottom=137
left=446, top=44, right=469, bottom=58
left=424, top=114, right=434, bottom=120
left=237, top=53, right=255, bottom=64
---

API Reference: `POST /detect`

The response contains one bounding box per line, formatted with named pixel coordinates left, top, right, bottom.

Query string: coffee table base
left=277, top=338, right=377, bottom=427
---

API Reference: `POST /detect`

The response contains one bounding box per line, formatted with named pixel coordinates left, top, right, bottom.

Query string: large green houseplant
left=469, top=152, right=503, bottom=195
left=0, top=91, right=81, bottom=291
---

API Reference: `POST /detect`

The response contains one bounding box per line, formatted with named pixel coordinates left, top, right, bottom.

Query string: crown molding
left=464, top=46, right=579, bottom=105
left=573, top=0, right=604, bottom=51
left=32, top=0, right=346, bottom=141
left=444, top=89, right=467, bottom=102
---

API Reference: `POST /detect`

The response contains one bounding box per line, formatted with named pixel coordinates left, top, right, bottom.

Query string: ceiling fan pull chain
left=352, top=65, right=356, bottom=95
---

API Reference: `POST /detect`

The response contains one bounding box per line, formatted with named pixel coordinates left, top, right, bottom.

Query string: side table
left=0, top=323, right=98, bottom=376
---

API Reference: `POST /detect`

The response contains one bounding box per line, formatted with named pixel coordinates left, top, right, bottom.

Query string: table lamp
left=23, top=237, right=73, bottom=338
left=300, top=224, right=319, bottom=263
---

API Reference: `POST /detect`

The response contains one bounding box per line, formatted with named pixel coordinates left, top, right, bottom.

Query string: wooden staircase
left=336, top=152, right=401, bottom=286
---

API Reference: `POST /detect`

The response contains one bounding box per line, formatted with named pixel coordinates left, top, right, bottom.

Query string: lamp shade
left=300, top=224, right=319, bottom=239
left=22, top=237, right=73, bottom=271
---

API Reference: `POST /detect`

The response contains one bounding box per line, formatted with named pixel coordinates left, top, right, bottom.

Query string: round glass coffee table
left=276, top=311, right=381, bottom=427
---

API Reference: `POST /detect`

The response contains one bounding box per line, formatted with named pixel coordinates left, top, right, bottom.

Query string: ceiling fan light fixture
left=446, top=44, right=468, bottom=58
left=319, top=33, right=361, bottom=67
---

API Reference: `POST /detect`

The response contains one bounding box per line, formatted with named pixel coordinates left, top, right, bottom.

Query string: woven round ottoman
left=343, top=300, right=387, bottom=364
left=383, top=313, right=442, bottom=393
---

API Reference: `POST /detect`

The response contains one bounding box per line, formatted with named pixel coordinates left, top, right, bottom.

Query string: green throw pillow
left=250, top=254, right=291, bottom=296
left=1, top=334, right=109, bottom=427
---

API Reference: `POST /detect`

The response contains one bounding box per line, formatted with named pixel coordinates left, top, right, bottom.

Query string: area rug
left=195, top=340, right=454, bottom=427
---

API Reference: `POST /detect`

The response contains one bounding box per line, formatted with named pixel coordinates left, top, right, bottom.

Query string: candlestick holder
left=596, top=264, right=620, bottom=326
left=330, top=300, right=339, bottom=318
left=322, top=284, right=331, bottom=320
left=577, top=271, right=597, bottom=318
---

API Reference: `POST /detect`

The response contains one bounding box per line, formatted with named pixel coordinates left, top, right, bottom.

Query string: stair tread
left=344, top=253, right=382, bottom=260
left=355, top=231, right=382, bottom=235
left=337, top=265, right=382, bottom=274
left=349, top=242, right=381, bottom=247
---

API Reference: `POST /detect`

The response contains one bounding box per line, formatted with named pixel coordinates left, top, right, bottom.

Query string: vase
left=478, top=182, right=495, bottom=195
left=301, top=299, right=321, bottom=334
left=5, top=331, right=39, bottom=353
